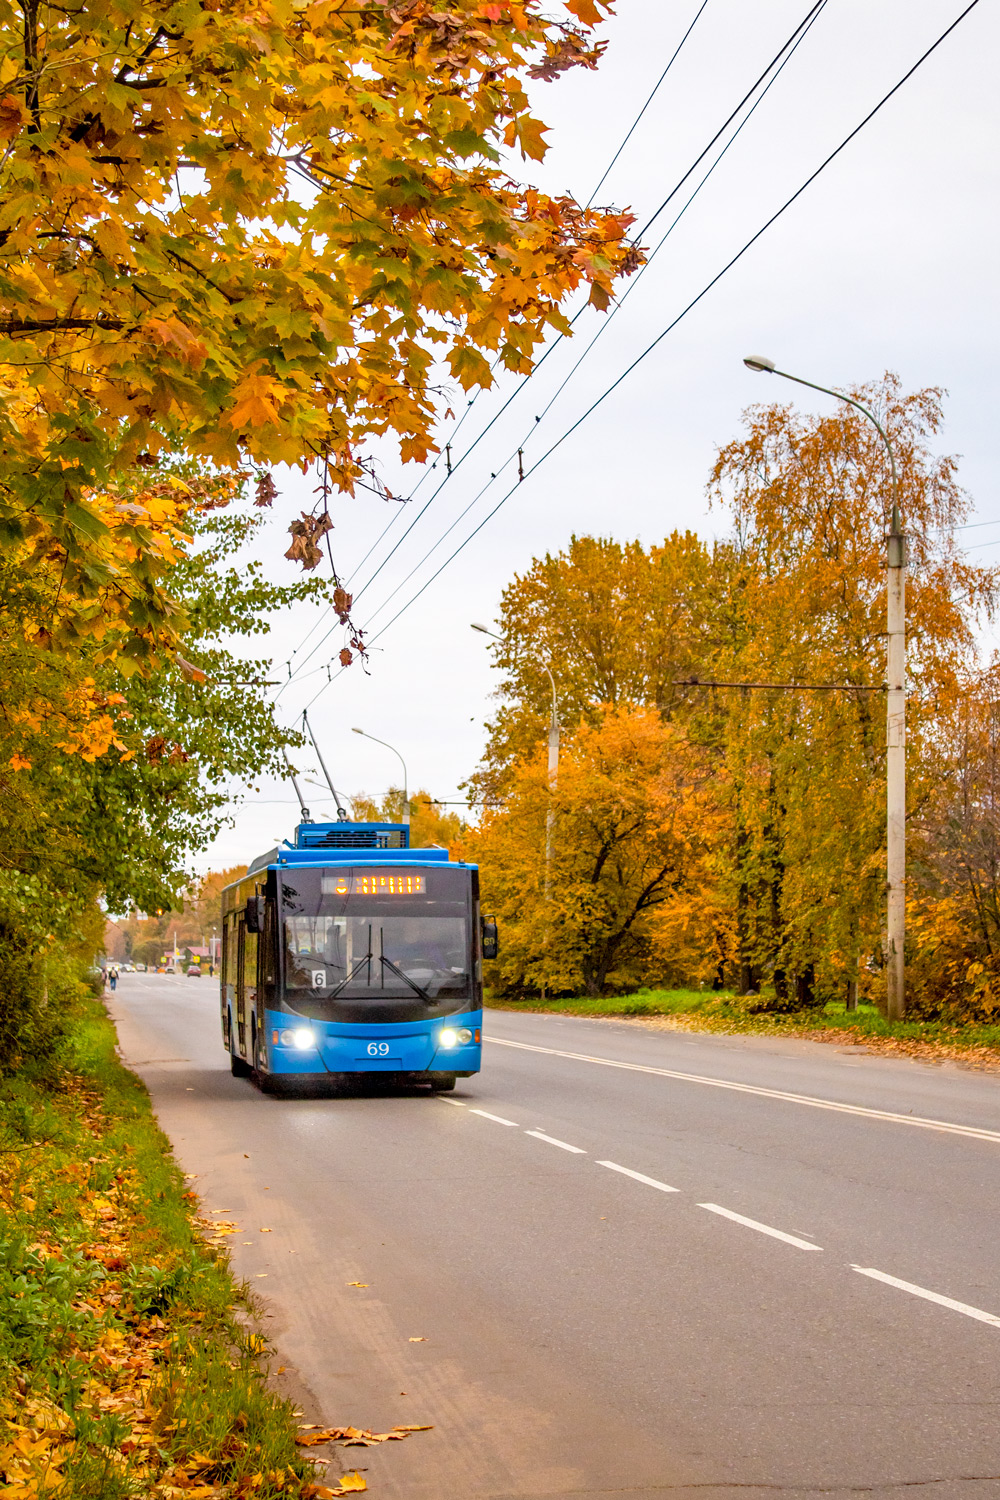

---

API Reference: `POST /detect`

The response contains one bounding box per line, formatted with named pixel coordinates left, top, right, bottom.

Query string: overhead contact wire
left=300, top=0, right=981, bottom=709
left=358, top=0, right=830, bottom=632
left=277, top=0, right=828, bottom=697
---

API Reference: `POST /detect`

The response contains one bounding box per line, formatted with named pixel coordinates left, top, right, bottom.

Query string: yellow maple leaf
left=227, top=376, right=282, bottom=430
left=334, top=1475, right=367, bottom=1495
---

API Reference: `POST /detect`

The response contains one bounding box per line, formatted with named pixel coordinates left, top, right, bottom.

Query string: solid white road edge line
left=851, top=1266, right=1000, bottom=1327
left=597, top=1161, right=679, bottom=1192
left=486, top=1037, right=1000, bottom=1144
left=525, top=1130, right=587, bottom=1153
left=699, top=1203, right=823, bottom=1251
left=469, top=1108, right=520, bottom=1127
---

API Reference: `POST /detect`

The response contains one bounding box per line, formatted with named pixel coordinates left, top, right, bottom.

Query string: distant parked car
left=135, top=963, right=147, bottom=972
left=165, top=966, right=175, bottom=975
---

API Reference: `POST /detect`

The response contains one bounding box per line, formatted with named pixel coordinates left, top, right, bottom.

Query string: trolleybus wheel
left=253, top=1030, right=280, bottom=1095
left=429, top=1073, right=457, bottom=1092
left=229, top=1017, right=252, bottom=1077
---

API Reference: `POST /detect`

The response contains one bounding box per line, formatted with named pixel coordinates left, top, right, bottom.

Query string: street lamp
left=743, top=355, right=905, bottom=1020
left=352, top=727, right=409, bottom=827
left=471, top=623, right=560, bottom=895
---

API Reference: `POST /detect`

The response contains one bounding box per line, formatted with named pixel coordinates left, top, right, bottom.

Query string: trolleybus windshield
left=280, top=867, right=472, bottom=1004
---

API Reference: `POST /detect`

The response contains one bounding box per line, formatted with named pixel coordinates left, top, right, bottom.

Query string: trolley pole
left=744, top=357, right=905, bottom=1017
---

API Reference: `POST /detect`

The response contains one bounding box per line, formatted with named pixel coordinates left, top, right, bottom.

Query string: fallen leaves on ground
left=0, top=1023, right=345, bottom=1500
left=296, top=1424, right=432, bottom=1447
left=303, top=1475, right=367, bottom=1497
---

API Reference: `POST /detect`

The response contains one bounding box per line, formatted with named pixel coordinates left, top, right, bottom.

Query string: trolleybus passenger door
left=235, top=917, right=247, bottom=1055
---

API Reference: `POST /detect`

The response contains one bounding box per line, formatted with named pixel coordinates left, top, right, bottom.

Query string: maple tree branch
left=0, top=316, right=131, bottom=334
left=115, top=24, right=170, bottom=82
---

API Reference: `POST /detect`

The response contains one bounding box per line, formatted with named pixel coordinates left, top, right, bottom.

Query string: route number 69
left=367, top=1042, right=390, bottom=1056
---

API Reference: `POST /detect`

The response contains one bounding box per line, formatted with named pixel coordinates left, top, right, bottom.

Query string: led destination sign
left=320, top=872, right=427, bottom=898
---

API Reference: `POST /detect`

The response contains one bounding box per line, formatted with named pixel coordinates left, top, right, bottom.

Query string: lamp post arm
left=753, top=358, right=906, bottom=1020
left=361, top=732, right=408, bottom=810
left=769, top=367, right=901, bottom=534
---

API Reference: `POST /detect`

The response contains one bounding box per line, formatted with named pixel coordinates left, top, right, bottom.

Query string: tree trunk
left=795, top=964, right=816, bottom=1009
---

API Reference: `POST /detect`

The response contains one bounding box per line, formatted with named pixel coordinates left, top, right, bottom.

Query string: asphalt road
left=108, top=974, right=1000, bottom=1499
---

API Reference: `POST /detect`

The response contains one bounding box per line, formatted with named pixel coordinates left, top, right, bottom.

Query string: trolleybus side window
left=243, top=922, right=258, bottom=1011
left=221, top=918, right=230, bottom=988
left=260, top=898, right=277, bottom=1007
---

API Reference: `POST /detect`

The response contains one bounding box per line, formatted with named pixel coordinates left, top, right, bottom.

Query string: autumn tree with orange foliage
left=707, top=377, right=993, bottom=1008
left=470, top=379, right=998, bottom=1012
left=0, top=0, right=638, bottom=670
left=0, top=481, right=320, bottom=1068
left=907, top=678, right=1000, bottom=1019
left=0, top=0, right=641, bottom=1055
left=471, top=707, right=722, bottom=996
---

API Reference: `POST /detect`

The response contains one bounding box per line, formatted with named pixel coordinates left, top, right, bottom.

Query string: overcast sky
left=193, top=0, right=999, bottom=876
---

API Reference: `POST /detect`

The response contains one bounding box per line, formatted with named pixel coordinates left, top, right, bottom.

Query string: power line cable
left=276, top=1, right=828, bottom=694
left=358, top=0, right=830, bottom=633
left=634, top=0, right=825, bottom=240
left=348, top=0, right=712, bottom=602
left=350, top=0, right=823, bottom=609
left=282, top=10, right=710, bottom=675
left=299, top=0, right=981, bottom=710
left=585, top=0, right=710, bottom=207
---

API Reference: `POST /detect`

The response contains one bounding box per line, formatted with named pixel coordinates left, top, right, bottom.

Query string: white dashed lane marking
left=525, top=1130, right=587, bottom=1154
left=699, top=1203, right=823, bottom=1251
left=469, top=1108, right=520, bottom=1127
left=851, top=1266, right=1000, bottom=1327
left=596, top=1160, right=679, bottom=1193
left=435, top=1089, right=1000, bottom=1330
left=486, top=1036, right=1000, bottom=1145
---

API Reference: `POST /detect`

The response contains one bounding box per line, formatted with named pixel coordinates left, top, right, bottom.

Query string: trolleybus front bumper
left=262, top=1009, right=482, bottom=1077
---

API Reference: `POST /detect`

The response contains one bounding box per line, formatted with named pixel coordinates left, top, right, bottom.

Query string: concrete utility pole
left=352, top=728, right=409, bottom=827
left=744, top=356, right=905, bottom=1019
left=471, top=623, right=560, bottom=894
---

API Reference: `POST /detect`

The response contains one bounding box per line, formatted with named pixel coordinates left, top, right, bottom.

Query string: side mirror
left=481, top=915, right=499, bottom=961
left=245, top=895, right=264, bottom=933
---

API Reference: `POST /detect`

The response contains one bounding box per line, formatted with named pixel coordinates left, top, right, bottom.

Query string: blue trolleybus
left=220, top=819, right=496, bottom=1092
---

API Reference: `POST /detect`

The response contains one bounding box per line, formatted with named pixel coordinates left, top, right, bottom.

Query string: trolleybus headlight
left=439, top=1027, right=473, bottom=1049
left=279, top=1027, right=315, bottom=1050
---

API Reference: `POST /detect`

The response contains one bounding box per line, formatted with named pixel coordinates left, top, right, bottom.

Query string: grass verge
left=488, top=990, right=1000, bottom=1070
left=0, top=994, right=360, bottom=1499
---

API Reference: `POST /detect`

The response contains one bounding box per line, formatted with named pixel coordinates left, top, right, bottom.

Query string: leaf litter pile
left=0, top=999, right=427, bottom=1498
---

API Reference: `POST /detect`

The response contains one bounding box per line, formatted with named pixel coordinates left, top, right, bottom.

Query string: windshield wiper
left=379, top=931, right=430, bottom=1000
left=328, top=927, right=372, bottom=997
